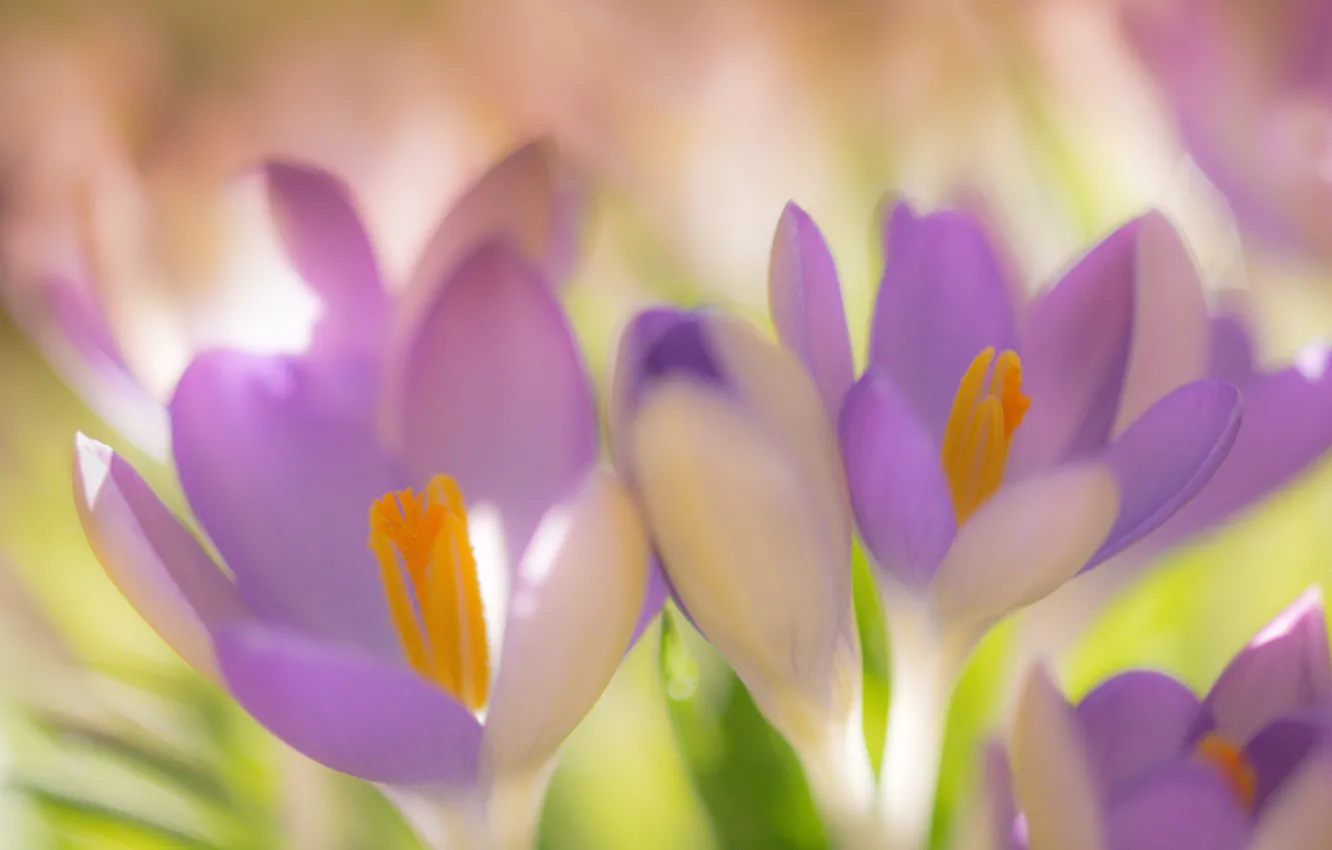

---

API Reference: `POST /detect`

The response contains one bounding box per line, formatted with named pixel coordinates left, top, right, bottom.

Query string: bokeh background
left=2, top=0, right=1332, bottom=847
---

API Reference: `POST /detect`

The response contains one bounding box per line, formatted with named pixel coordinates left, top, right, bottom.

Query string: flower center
left=368, top=475, right=490, bottom=711
left=1195, top=733, right=1257, bottom=810
left=941, top=347, right=1030, bottom=523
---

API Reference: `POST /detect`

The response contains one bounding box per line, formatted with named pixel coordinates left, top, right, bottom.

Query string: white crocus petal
left=929, top=463, right=1119, bottom=642
left=632, top=380, right=851, bottom=745
left=73, top=435, right=247, bottom=682
left=1012, top=665, right=1105, bottom=850
left=481, top=468, right=650, bottom=777
left=1113, top=213, right=1210, bottom=433
left=1250, top=755, right=1332, bottom=850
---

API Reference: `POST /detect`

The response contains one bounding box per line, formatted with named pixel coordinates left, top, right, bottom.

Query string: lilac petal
left=1142, top=349, right=1332, bottom=552
left=868, top=201, right=1018, bottom=439
left=1084, top=380, right=1242, bottom=570
left=392, top=241, right=598, bottom=557
left=1076, top=671, right=1202, bottom=791
left=1251, top=753, right=1332, bottom=850
left=1106, top=764, right=1248, bottom=850
left=630, top=560, right=670, bottom=645
left=768, top=202, right=854, bottom=421
left=837, top=372, right=955, bottom=588
left=1248, top=716, right=1331, bottom=813
left=73, top=435, right=249, bottom=681
left=1205, top=589, right=1332, bottom=743
left=1209, top=313, right=1257, bottom=385
left=265, top=162, right=389, bottom=355
left=985, top=743, right=1024, bottom=850
left=1013, top=219, right=1137, bottom=472
left=215, top=624, right=482, bottom=785
left=170, top=349, right=402, bottom=657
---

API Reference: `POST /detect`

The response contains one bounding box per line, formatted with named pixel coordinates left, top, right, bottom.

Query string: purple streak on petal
left=1077, top=671, right=1202, bottom=792
left=985, top=742, right=1025, bottom=850
left=1139, top=350, right=1332, bottom=554
left=1106, top=763, right=1248, bottom=850
left=868, top=201, right=1018, bottom=440
left=395, top=242, right=598, bottom=557
left=46, top=274, right=130, bottom=370
left=1205, top=590, right=1332, bottom=743
left=216, top=624, right=482, bottom=785
left=171, top=349, right=403, bottom=657
left=1012, top=220, right=1137, bottom=472
left=1248, top=716, right=1330, bottom=814
left=1209, top=314, right=1257, bottom=385
left=768, top=202, right=854, bottom=421
left=1084, top=380, right=1243, bottom=571
left=265, top=162, right=389, bottom=355
left=629, top=559, right=670, bottom=646
left=837, top=372, right=956, bottom=588
left=73, top=435, right=249, bottom=679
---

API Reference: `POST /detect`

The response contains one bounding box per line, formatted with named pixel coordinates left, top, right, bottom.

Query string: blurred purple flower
left=71, top=145, right=657, bottom=795
left=770, top=200, right=1246, bottom=640
left=1124, top=0, right=1332, bottom=260
left=995, top=589, right=1332, bottom=849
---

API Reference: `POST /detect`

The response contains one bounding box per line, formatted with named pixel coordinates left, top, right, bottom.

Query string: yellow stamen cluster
left=1196, top=733, right=1257, bottom=810
left=368, top=475, right=490, bottom=711
left=941, top=348, right=1031, bottom=524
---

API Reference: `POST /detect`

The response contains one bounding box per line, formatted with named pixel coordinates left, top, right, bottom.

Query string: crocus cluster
left=993, top=590, right=1332, bottom=850
left=57, top=141, right=1332, bottom=850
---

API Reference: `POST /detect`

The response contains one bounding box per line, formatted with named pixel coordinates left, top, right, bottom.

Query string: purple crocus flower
left=770, top=200, right=1249, bottom=846
left=1123, top=0, right=1332, bottom=261
left=71, top=147, right=654, bottom=847
left=995, top=590, right=1332, bottom=850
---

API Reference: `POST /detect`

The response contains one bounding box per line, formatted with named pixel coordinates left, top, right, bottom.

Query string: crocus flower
left=1123, top=0, right=1332, bottom=261
left=72, top=149, right=652, bottom=849
left=610, top=307, right=877, bottom=843
left=994, top=588, right=1332, bottom=850
left=769, top=200, right=1246, bottom=846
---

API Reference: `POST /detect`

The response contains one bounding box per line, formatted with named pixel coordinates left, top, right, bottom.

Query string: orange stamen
left=941, top=348, right=1030, bottom=523
left=368, top=475, right=490, bottom=711
left=1196, top=733, right=1257, bottom=810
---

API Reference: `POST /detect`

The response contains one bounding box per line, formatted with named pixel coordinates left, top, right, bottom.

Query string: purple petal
left=868, top=201, right=1018, bottom=439
left=630, top=561, right=670, bottom=645
left=1013, top=220, right=1137, bottom=471
left=1106, top=763, right=1249, bottom=850
left=1076, top=670, right=1202, bottom=791
left=985, top=743, right=1025, bottom=850
left=216, top=624, right=482, bottom=785
left=768, top=203, right=854, bottom=421
left=73, top=435, right=249, bottom=681
left=1209, top=313, right=1257, bottom=385
left=265, top=162, right=389, bottom=356
left=170, top=350, right=403, bottom=656
left=1248, top=715, right=1331, bottom=813
left=837, top=372, right=955, bottom=588
left=392, top=241, right=598, bottom=556
left=1205, top=590, right=1332, bottom=743
left=1084, top=380, right=1243, bottom=570
left=1141, top=348, right=1332, bottom=552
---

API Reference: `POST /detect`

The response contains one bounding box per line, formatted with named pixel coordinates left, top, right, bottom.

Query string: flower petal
left=215, top=624, right=482, bottom=785
left=483, top=469, right=650, bottom=775
left=1248, top=716, right=1331, bottom=813
left=768, top=202, right=854, bottom=421
left=1112, top=213, right=1210, bottom=433
left=1105, top=764, right=1248, bottom=850
left=1013, top=219, right=1136, bottom=471
left=868, top=201, right=1018, bottom=439
left=73, top=435, right=248, bottom=681
left=1250, top=754, right=1332, bottom=850
left=985, top=743, right=1024, bottom=850
left=1205, top=589, right=1332, bottom=743
left=1076, top=671, right=1202, bottom=791
left=170, top=349, right=402, bottom=656
left=392, top=242, right=598, bottom=557
left=929, top=464, right=1118, bottom=639
left=265, top=162, right=389, bottom=355
left=629, top=379, right=850, bottom=739
left=1084, top=380, right=1242, bottom=570
left=1012, top=665, right=1105, bottom=850
left=837, top=371, right=955, bottom=588
left=1143, top=347, right=1332, bottom=552
left=1208, top=313, right=1256, bottom=385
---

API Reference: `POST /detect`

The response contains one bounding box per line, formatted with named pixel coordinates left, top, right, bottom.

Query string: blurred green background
left=3, top=1, right=1332, bottom=848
